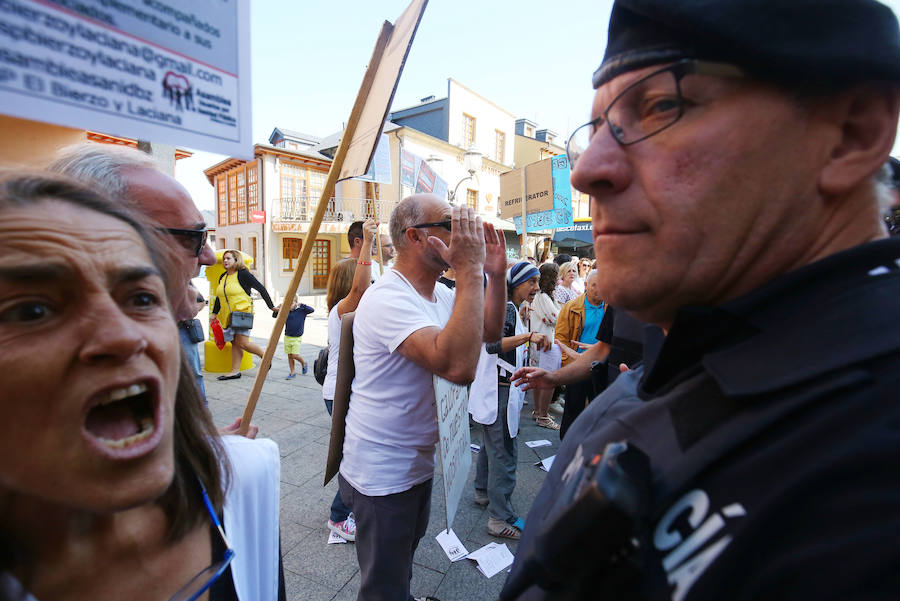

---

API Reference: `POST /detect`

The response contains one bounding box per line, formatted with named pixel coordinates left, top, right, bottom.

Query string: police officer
left=502, top=1, right=900, bottom=599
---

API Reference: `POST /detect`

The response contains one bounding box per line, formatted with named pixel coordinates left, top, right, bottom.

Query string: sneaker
left=548, top=401, right=564, bottom=415
left=302, top=364, right=308, bottom=375
left=414, top=597, right=442, bottom=601
left=474, top=488, right=489, bottom=507
left=327, top=515, right=356, bottom=542
left=487, top=516, right=522, bottom=540
left=285, top=373, right=296, bottom=380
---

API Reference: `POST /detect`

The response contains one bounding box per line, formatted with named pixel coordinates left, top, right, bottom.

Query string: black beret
left=594, top=0, right=900, bottom=88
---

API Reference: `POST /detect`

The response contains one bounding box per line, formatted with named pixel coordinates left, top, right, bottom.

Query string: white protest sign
left=0, top=0, right=252, bottom=157
left=434, top=375, right=471, bottom=532
left=435, top=528, right=469, bottom=562
left=525, top=439, right=552, bottom=448
left=467, top=542, right=515, bottom=579
left=326, top=531, right=347, bottom=545
left=535, top=455, right=555, bottom=472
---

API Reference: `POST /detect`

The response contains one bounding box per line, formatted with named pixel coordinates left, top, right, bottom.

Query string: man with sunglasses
left=339, top=194, right=507, bottom=601
left=51, top=144, right=218, bottom=399
left=502, top=1, right=900, bottom=599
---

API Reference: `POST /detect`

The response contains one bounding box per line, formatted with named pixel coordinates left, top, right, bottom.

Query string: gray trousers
left=474, top=384, right=518, bottom=523
left=338, top=474, right=432, bottom=601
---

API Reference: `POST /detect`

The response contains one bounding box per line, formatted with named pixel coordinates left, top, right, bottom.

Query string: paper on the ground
left=534, top=455, right=555, bottom=471
left=525, top=439, right=552, bottom=448
left=496, top=357, right=516, bottom=376
left=327, top=531, right=348, bottom=544
left=471, top=443, right=481, bottom=453
left=467, top=542, right=515, bottom=578
left=435, top=528, right=469, bottom=562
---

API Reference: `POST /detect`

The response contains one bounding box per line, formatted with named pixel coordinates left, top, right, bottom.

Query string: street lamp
left=448, top=149, right=482, bottom=204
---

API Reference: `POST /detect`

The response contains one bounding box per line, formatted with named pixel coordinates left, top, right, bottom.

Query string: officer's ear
left=817, top=82, right=900, bottom=197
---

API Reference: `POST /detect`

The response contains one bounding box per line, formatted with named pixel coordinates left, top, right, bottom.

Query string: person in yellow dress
left=211, top=250, right=276, bottom=380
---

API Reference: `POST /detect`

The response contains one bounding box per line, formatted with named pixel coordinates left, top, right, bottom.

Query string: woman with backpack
left=321, top=218, right=377, bottom=541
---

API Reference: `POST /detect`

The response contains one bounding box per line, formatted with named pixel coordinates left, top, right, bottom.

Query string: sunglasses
left=164, top=227, right=209, bottom=257
left=410, top=220, right=452, bottom=231
left=168, top=480, right=235, bottom=601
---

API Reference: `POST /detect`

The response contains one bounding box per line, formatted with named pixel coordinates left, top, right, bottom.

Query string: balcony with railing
left=273, top=196, right=398, bottom=224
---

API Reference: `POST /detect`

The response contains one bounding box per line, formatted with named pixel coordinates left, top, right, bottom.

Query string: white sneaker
left=327, top=515, right=356, bottom=542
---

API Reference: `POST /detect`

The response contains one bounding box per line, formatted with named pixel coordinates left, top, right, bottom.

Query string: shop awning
left=553, top=221, right=592, bottom=248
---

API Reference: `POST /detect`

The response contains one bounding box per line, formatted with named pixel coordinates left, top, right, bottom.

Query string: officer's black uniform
left=503, top=239, right=900, bottom=600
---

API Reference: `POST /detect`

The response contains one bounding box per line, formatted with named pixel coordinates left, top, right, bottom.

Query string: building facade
left=205, top=79, right=579, bottom=300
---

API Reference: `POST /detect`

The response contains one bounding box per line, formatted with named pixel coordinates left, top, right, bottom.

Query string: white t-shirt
left=221, top=435, right=281, bottom=601
left=322, top=305, right=343, bottom=400
left=340, top=269, right=455, bottom=496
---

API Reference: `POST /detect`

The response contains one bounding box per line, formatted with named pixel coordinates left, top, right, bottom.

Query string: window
left=462, top=113, right=476, bottom=148
left=525, top=125, right=534, bottom=137
left=236, top=170, right=247, bottom=223
left=495, top=130, right=506, bottom=163
left=312, top=239, right=331, bottom=289
left=282, top=238, right=302, bottom=272
left=219, top=164, right=258, bottom=225
left=216, top=174, right=227, bottom=226
left=466, top=188, right=478, bottom=210
left=247, top=165, right=259, bottom=213
left=364, top=182, right=380, bottom=219
left=280, top=161, right=326, bottom=220
left=308, top=170, right=326, bottom=212
left=235, top=237, right=242, bottom=252
left=219, top=237, right=226, bottom=250
left=228, top=173, right=237, bottom=224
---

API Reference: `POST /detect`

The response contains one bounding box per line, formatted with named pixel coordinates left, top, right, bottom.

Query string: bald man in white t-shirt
left=339, top=194, right=507, bottom=601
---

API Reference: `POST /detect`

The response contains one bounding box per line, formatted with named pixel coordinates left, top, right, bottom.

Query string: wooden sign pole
left=237, top=24, right=393, bottom=434
left=520, top=165, right=528, bottom=258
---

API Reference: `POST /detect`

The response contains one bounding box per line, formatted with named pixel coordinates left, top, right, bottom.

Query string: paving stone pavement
left=201, top=299, right=561, bottom=601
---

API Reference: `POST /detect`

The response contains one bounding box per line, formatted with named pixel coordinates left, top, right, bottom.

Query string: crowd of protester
left=4, top=1, right=900, bottom=600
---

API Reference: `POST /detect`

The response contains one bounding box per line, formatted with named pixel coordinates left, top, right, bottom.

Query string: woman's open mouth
left=83, top=381, right=162, bottom=459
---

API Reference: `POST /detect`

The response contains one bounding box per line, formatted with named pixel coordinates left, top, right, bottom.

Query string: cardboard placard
left=498, top=157, right=555, bottom=219
left=239, top=0, right=428, bottom=436
left=338, top=0, right=428, bottom=180
left=509, top=155, right=574, bottom=233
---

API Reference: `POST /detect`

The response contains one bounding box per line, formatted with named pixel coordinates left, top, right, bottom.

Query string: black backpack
left=313, top=347, right=328, bottom=385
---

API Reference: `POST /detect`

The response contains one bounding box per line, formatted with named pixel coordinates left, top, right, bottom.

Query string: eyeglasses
left=167, top=480, right=235, bottom=601
left=410, top=220, right=452, bottom=231
left=164, top=227, right=209, bottom=257
left=566, top=59, right=745, bottom=167
left=885, top=207, right=900, bottom=237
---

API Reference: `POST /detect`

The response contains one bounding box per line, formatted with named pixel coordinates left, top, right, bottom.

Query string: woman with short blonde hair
left=553, top=260, right=580, bottom=305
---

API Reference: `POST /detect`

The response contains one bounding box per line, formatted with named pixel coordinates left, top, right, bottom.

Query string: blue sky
left=177, top=0, right=900, bottom=211
left=176, top=0, right=613, bottom=209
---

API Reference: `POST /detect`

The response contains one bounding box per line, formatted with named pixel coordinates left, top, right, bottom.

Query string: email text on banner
left=0, top=0, right=249, bottom=155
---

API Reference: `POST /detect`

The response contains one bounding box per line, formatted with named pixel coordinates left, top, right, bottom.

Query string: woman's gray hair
left=47, top=143, right=159, bottom=200
left=389, top=195, right=427, bottom=253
